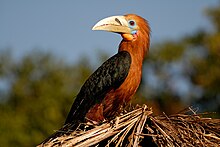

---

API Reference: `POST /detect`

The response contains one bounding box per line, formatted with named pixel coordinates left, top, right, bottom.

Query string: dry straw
left=39, top=105, right=220, bottom=147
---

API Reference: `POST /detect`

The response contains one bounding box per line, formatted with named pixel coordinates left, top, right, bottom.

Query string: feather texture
left=65, top=51, right=131, bottom=124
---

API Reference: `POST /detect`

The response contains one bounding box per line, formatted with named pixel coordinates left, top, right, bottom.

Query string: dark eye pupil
left=129, top=21, right=135, bottom=26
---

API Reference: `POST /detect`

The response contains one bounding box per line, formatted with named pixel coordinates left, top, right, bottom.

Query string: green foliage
left=206, top=6, right=220, bottom=32
left=0, top=51, right=92, bottom=146
left=151, top=41, right=186, bottom=62
left=140, top=4, right=220, bottom=114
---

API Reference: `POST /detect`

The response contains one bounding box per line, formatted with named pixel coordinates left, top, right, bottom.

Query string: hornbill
left=40, top=14, right=151, bottom=145
left=65, top=14, right=150, bottom=125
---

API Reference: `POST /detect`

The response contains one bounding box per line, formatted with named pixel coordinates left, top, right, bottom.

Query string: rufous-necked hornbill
left=40, top=14, right=151, bottom=145
left=65, top=14, right=150, bottom=125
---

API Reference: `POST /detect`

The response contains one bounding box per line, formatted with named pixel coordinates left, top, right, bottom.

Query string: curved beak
left=92, top=16, right=130, bottom=34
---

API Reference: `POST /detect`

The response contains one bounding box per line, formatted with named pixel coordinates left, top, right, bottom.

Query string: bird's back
left=65, top=51, right=131, bottom=124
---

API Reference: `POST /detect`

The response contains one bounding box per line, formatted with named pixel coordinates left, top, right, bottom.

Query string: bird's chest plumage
left=103, top=56, right=142, bottom=113
left=85, top=55, right=143, bottom=122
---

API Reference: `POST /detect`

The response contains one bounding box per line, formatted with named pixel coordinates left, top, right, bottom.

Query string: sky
left=0, top=1, right=219, bottom=63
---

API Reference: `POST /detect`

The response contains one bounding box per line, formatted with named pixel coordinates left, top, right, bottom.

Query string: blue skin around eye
left=128, top=20, right=137, bottom=35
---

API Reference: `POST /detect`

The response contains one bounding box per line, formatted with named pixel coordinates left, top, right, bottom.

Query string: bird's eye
left=129, top=20, right=135, bottom=26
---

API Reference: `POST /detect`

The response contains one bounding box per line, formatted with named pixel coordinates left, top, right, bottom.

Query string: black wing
left=65, top=51, right=131, bottom=124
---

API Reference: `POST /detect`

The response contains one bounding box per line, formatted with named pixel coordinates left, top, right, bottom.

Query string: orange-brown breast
left=86, top=41, right=145, bottom=122
left=103, top=54, right=143, bottom=117
left=85, top=59, right=142, bottom=122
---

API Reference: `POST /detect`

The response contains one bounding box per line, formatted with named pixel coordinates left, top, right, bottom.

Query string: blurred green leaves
left=0, top=51, right=92, bottom=146
left=139, top=4, right=220, bottom=114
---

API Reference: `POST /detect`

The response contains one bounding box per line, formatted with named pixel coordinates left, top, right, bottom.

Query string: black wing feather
left=65, top=51, right=131, bottom=124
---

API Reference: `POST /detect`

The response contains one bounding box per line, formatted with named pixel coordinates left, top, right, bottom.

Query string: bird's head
left=92, top=14, right=150, bottom=42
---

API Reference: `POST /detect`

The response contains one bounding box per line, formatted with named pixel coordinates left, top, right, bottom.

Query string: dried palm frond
left=38, top=105, right=220, bottom=147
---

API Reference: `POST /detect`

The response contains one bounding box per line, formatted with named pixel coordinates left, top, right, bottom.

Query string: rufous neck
left=118, top=34, right=150, bottom=62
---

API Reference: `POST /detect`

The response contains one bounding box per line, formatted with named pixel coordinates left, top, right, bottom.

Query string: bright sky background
left=0, top=1, right=219, bottom=63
